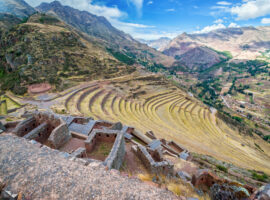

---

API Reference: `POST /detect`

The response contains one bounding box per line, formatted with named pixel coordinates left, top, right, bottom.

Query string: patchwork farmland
left=63, top=74, right=270, bottom=173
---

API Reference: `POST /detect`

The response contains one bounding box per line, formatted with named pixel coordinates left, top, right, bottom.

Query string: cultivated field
left=63, top=74, right=270, bottom=174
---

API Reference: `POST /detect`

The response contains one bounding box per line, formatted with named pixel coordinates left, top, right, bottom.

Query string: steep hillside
left=36, top=1, right=175, bottom=67
left=0, top=13, right=134, bottom=95
left=138, top=37, right=171, bottom=51
left=0, top=0, right=36, bottom=18
left=0, top=13, right=21, bottom=37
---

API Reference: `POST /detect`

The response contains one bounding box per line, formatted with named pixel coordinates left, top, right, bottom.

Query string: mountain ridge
left=36, top=1, right=175, bottom=67
left=0, top=0, right=36, bottom=18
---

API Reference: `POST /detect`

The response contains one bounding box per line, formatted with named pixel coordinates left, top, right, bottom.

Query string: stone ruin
left=132, top=143, right=174, bottom=176
left=7, top=111, right=183, bottom=175
left=13, top=112, right=71, bottom=149
left=11, top=111, right=127, bottom=170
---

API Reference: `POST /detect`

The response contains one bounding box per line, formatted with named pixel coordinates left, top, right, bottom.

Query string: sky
left=25, top=0, right=270, bottom=40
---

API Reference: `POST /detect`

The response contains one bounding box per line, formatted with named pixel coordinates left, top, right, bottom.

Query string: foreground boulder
left=0, top=135, right=177, bottom=200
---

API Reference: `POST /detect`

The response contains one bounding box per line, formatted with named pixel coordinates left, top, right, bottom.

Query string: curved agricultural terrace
left=64, top=75, right=270, bottom=173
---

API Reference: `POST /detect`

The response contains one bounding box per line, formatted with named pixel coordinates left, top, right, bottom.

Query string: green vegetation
left=107, top=48, right=135, bottom=65
left=216, top=165, right=228, bottom=173
left=263, top=135, right=270, bottom=142
left=218, top=51, right=233, bottom=60
left=232, top=116, right=243, bottom=123
left=251, top=171, right=269, bottom=182
left=38, top=14, right=60, bottom=24
left=146, top=63, right=167, bottom=73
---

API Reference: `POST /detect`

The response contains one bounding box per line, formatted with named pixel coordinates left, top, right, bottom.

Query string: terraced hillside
left=63, top=74, right=270, bottom=174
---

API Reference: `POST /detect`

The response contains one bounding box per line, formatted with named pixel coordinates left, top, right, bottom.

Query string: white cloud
left=231, top=0, right=270, bottom=20
left=166, top=8, right=175, bottom=12
left=228, top=22, right=240, bottom=28
left=194, top=22, right=241, bottom=34
left=214, top=19, right=224, bottom=24
left=128, top=0, right=144, bottom=15
left=132, top=31, right=181, bottom=40
left=112, top=21, right=155, bottom=29
left=261, top=18, right=270, bottom=24
left=217, top=1, right=232, bottom=6
left=194, top=23, right=226, bottom=34
left=147, top=1, right=153, bottom=5
left=26, top=0, right=125, bottom=19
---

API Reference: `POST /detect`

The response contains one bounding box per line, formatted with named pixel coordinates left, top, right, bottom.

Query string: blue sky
left=25, top=0, right=270, bottom=40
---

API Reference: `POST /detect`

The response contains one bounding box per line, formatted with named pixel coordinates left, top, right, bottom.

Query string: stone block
left=47, top=122, right=71, bottom=149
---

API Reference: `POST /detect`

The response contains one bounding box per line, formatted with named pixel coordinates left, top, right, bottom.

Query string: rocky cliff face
left=0, top=0, right=36, bottom=18
left=36, top=1, right=175, bottom=67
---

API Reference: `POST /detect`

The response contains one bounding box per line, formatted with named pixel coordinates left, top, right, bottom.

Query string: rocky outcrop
left=0, top=135, right=178, bottom=199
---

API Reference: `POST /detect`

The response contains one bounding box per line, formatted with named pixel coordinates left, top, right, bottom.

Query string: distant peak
left=49, top=1, right=62, bottom=6
left=39, top=1, right=62, bottom=7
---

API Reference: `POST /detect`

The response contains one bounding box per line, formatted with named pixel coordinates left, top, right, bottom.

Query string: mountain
left=0, top=13, right=134, bottom=94
left=138, top=37, right=171, bottom=51
left=36, top=1, right=174, bottom=67
left=0, top=0, right=36, bottom=18
left=163, top=33, right=228, bottom=70
left=163, top=27, right=270, bottom=70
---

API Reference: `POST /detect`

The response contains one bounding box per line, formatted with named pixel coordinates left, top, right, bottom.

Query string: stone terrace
left=0, top=135, right=178, bottom=200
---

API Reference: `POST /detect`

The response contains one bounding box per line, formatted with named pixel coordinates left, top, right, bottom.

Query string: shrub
left=216, top=165, right=228, bottom=173
left=263, top=135, right=270, bottom=142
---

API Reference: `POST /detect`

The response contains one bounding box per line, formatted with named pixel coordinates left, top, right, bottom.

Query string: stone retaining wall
left=134, top=144, right=174, bottom=176
left=85, top=128, right=126, bottom=170
left=104, top=129, right=125, bottom=170
left=13, top=112, right=71, bottom=149
left=23, top=122, right=48, bottom=142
